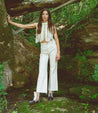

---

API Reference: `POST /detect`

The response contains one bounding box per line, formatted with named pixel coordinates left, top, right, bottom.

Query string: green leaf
left=82, top=55, right=86, bottom=60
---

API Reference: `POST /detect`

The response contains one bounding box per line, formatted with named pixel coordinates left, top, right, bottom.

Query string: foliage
left=75, top=49, right=94, bottom=82
left=51, top=0, right=97, bottom=40
left=16, top=101, right=32, bottom=113
left=81, top=103, right=89, bottom=113
left=92, top=64, right=98, bottom=82
left=18, top=29, right=40, bottom=48
left=10, top=0, right=97, bottom=49
left=75, top=48, right=93, bottom=61
left=0, top=62, right=8, bottom=113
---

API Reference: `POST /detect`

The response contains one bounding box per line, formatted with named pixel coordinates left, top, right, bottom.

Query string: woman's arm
left=53, top=25, right=60, bottom=61
left=7, top=14, right=37, bottom=29
left=53, top=25, right=60, bottom=54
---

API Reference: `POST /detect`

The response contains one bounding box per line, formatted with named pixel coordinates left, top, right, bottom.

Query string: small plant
left=91, top=94, right=98, bottom=99
left=12, top=111, right=18, bottom=113
left=82, top=103, right=89, bottom=113
left=22, top=93, right=27, bottom=97
left=92, top=64, right=98, bottom=82
left=0, top=62, right=8, bottom=113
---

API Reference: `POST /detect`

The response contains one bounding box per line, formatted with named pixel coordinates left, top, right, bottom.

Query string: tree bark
left=0, top=0, right=15, bottom=72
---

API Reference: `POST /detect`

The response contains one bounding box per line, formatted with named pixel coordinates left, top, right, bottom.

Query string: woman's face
left=42, top=11, right=49, bottom=22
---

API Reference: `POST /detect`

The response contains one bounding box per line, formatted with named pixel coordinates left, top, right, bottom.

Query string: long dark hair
left=37, top=8, right=55, bottom=34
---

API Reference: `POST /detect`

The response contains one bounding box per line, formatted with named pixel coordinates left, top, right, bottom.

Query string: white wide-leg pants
left=36, top=39, right=58, bottom=94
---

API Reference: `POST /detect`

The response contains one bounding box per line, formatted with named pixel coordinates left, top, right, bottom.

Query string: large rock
left=58, top=10, right=98, bottom=83
left=74, top=22, right=98, bottom=65
left=13, top=34, right=40, bottom=88
left=2, top=34, right=40, bottom=89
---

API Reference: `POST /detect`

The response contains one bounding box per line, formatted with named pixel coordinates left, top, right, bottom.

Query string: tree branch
left=5, top=0, right=80, bottom=16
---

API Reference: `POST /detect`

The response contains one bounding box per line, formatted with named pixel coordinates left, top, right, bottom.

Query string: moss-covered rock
left=69, top=85, right=98, bottom=102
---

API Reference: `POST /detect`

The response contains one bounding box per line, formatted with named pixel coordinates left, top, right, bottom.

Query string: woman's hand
left=7, top=14, right=10, bottom=22
left=56, top=52, right=60, bottom=61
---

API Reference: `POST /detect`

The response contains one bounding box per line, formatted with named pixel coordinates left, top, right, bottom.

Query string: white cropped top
left=35, top=21, right=54, bottom=43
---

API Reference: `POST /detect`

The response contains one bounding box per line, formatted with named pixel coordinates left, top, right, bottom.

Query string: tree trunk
left=0, top=0, right=15, bottom=83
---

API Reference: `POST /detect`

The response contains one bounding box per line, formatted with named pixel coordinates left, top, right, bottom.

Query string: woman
left=7, top=8, right=60, bottom=104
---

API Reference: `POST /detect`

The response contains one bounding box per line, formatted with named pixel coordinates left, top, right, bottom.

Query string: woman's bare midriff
left=41, top=39, right=52, bottom=43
